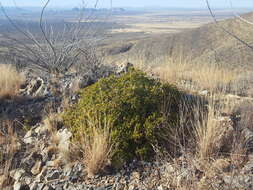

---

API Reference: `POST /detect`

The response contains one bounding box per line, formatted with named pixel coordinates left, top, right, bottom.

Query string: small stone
left=57, top=129, right=72, bottom=161
left=31, top=161, right=43, bottom=175
left=42, top=185, right=54, bottom=190
left=24, top=136, right=36, bottom=144
left=24, top=130, right=32, bottom=139
left=131, top=172, right=140, bottom=180
left=128, top=184, right=137, bottom=190
left=36, top=183, right=46, bottom=190
left=35, top=125, right=47, bottom=135
left=24, top=177, right=33, bottom=185
left=13, top=182, right=29, bottom=190
left=10, top=169, right=26, bottom=181
left=46, top=170, right=60, bottom=181
left=199, top=90, right=209, bottom=96
left=165, top=164, right=175, bottom=173
left=13, top=182, right=21, bottom=190
left=46, top=161, right=56, bottom=167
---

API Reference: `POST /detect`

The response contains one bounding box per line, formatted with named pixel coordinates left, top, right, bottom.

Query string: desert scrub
left=64, top=68, right=181, bottom=165
left=0, top=64, right=25, bottom=99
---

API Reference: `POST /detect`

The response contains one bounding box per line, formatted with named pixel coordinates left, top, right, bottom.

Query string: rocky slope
left=1, top=63, right=253, bottom=190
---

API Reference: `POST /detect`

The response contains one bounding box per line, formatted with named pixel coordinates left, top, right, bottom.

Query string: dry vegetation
left=152, top=56, right=238, bottom=93
left=0, top=5, right=253, bottom=190
left=0, top=120, right=20, bottom=189
left=159, top=94, right=252, bottom=190
left=0, top=64, right=25, bottom=99
left=78, top=113, right=115, bottom=177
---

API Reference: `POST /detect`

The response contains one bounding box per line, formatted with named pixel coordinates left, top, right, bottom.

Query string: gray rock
left=199, top=90, right=209, bottom=96
left=157, top=185, right=164, bottom=190
left=24, top=176, right=33, bottom=185
left=21, top=77, right=48, bottom=97
left=46, top=170, right=60, bottom=181
left=36, top=183, right=46, bottom=190
left=13, top=182, right=30, bottom=190
left=10, top=169, right=26, bottom=181
left=57, top=129, right=72, bottom=161
left=117, top=62, right=133, bottom=75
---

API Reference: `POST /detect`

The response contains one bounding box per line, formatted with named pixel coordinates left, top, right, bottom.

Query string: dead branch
left=0, top=0, right=102, bottom=76
left=206, top=0, right=253, bottom=51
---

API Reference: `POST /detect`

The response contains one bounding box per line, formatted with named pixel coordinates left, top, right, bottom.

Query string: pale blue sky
left=0, top=0, right=252, bottom=8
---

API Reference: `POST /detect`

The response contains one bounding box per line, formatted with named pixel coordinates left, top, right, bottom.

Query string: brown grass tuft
left=0, top=120, right=20, bottom=189
left=78, top=112, right=115, bottom=177
left=0, top=64, right=25, bottom=99
left=194, top=99, right=235, bottom=160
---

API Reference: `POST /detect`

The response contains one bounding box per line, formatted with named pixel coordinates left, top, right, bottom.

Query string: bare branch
left=39, top=0, right=57, bottom=67
left=0, top=0, right=103, bottom=76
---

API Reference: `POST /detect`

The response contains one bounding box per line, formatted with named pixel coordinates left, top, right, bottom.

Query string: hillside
left=1, top=8, right=253, bottom=190
left=106, top=12, right=253, bottom=70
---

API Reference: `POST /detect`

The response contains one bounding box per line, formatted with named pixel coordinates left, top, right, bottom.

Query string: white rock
left=199, top=90, right=209, bottom=96
left=10, top=169, right=26, bottom=181
left=56, top=129, right=72, bottom=160
left=24, top=136, right=36, bottom=144
left=24, top=130, right=32, bottom=139
left=13, top=182, right=21, bottom=190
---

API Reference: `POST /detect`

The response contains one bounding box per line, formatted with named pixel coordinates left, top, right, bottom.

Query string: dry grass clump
left=161, top=94, right=253, bottom=189
left=194, top=96, right=239, bottom=161
left=0, top=64, right=25, bottom=99
left=231, top=71, right=253, bottom=97
left=75, top=112, right=115, bottom=177
left=0, top=120, right=20, bottom=189
left=152, top=57, right=237, bottom=93
left=194, top=104, right=224, bottom=160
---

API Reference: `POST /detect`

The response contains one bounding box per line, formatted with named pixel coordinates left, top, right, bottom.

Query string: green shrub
left=63, top=68, right=181, bottom=165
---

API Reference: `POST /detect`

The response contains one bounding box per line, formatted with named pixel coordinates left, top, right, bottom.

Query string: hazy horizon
left=0, top=0, right=252, bottom=9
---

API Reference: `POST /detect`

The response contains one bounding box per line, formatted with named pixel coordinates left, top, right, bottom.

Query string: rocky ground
left=2, top=114, right=253, bottom=190
left=1, top=63, right=253, bottom=190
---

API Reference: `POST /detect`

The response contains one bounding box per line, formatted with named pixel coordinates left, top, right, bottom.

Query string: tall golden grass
left=0, top=64, right=25, bottom=99
left=194, top=103, right=225, bottom=160
left=77, top=112, right=115, bottom=177
left=152, top=56, right=237, bottom=93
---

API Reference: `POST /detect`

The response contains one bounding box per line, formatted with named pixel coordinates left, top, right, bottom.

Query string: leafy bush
left=64, top=68, right=181, bottom=165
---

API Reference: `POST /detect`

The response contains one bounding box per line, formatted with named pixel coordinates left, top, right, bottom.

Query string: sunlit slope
left=113, top=12, right=253, bottom=70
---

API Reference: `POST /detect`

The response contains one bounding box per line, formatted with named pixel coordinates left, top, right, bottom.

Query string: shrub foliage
left=64, top=68, right=181, bottom=165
